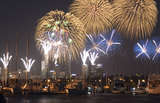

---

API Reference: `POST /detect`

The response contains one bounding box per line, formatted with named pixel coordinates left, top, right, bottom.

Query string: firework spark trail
left=35, top=10, right=86, bottom=63
left=0, top=52, right=12, bottom=69
left=136, top=40, right=150, bottom=59
left=70, top=0, right=113, bottom=35
left=88, top=52, right=99, bottom=66
left=37, top=39, right=52, bottom=56
left=80, top=49, right=89, bottom=66
left=53, top=47, right=60, bottom=65
left=100, top=30, right=120, bottom=54
left=152, top=40, right=160, bottom=60
left=37, top=39, right=52, bottom=72
left=0, top=52, right=12, bottom=86
left=113, top=0, right=158, bottom=38
left=87, top=35, right=105, bottom=54
left=21, top=57, right=35, bottom=72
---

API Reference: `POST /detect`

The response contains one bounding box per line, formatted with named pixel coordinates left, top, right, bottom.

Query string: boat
left=146, top=74, right=160, bottom=95
left=111, top=79, right=126, bottom=94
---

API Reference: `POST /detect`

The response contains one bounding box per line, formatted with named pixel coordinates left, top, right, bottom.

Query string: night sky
left=0, top=0, right=160, bottom=75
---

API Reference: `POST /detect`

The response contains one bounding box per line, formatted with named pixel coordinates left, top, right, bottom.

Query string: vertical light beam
left=80, top=49, right=89, bottom=66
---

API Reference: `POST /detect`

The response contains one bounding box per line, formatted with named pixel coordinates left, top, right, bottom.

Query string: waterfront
left=6, top=94, right=160, bottom=103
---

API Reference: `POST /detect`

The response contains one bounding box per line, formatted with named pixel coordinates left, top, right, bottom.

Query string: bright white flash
left=152, top=40, right=160, bottom=60
left=38, top=39, right=52, bottom=55
left=0, top=52, right=12, bottom=69
left=53, top=48, right=59, bottom=65
left=88, top=52, right=99, bottom=66
left=80, top=49, right=89, bottom=66
left=52, top=40, right=63, bottom=47
left=136, top=40, right=150, bottom=59
left=87, top=35, right=105, bottom=54
left=101, top=30, right=120, bottom=54
left=21, top=57, right=35, bottom=72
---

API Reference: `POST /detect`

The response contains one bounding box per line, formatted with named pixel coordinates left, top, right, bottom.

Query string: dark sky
left=0, top=0, right=160, bottom=75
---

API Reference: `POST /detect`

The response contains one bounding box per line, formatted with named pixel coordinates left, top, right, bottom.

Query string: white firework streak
left=52, top=40, right=68, bottom=61
left=87, top=35, right=105, bottom=54
left=80, top=49, right=89, bottom=66
left=37, top=39, right=52, bottom=55
left=53, top=47, right=59, bottom=65
left=136, top=40, right=150, bottom=59
left=21, top=57, right=35, bottom=72
left=88, top=52, right=99, bottom=66
left=102, top=29, right=120, bottom=55
left=0, top=52, right=12, bottom=69
left=152, top=40, right=160, bottom=60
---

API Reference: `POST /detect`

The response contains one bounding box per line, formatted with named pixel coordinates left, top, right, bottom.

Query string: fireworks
left=21, top=57, right=35, bottom=72
left=37, top=39, right=52, bottom=56
left=80, top=49, right=89, bottom=66
left=134, top=38, right=160, bottom=61
left=88, top=52, right=99, bottom=66
left=86, top=34, right=105, bottom=54
left=70, top=0, right=113, bottom=35
left=53, top=48, right=59, bottom=65
left=35, top=10, right=86, bottom=63
left=86, top=30, right=121, bottom=55
left=152, top=40, right=160, bottom=60
left=0, top=52, right=12, bottom=69
left=0, top=52, right=12, bottom=86
left=135, top=40, right=150, bottom=59
left=100, top=29, right=121, bottom=54
left=113, top=0, right=158, bottom=38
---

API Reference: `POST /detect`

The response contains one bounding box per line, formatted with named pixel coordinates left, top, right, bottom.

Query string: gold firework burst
left=112, top=0, right=158, bottom=38
left=70, top=0, right=113, bottom=35
left=35, top=10, right=86, bottom=63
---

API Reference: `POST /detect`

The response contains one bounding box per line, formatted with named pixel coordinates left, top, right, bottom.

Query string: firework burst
left=100, top=29, right=121, bottom=55
left=37, top=39, right=52, bottom=56
left=152, top=40, right=160, bottom=60
left=86, top=34, right=105, bottom=54
left=0, top=52, right=12, bottom=86
left=0, top=52, right=12, bottom=69
left=35, top=10, right=86, bottom=63
left=88, top=52, right=99, bottom=66
left=21, top=57, right=35, bottom=72
left=113, top=0, right=158, bottom=38
left=135, top=40, right=150, bottom=59
left=80, top=49, right=89, bottom=66
left=70, top=0, right=113, bottom=35
left=21, top=57, right=35, bottom=80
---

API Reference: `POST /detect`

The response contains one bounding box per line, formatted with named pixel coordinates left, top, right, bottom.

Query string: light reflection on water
left=23, top=99, right=30, bottom=103
left=6, top=94, right=160, bottom=103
